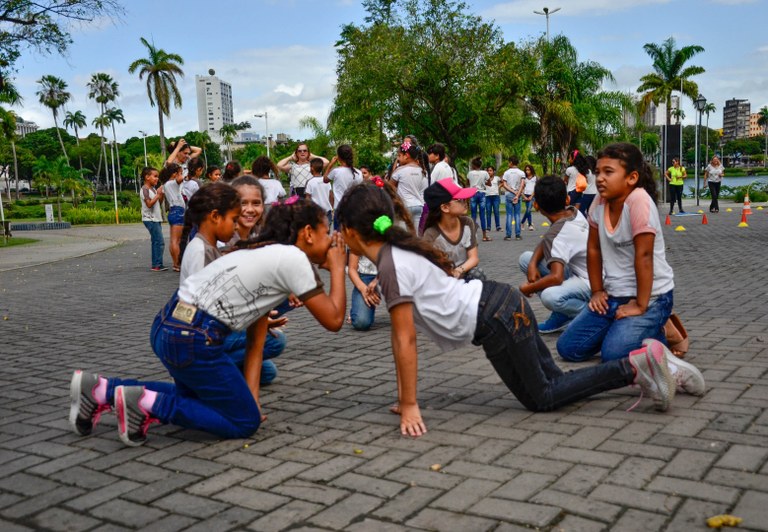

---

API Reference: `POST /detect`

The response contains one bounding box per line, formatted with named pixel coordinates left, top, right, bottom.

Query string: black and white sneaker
left=115, top=386, right=159, bottom=447
left=69, top=370, right=111, bottom=436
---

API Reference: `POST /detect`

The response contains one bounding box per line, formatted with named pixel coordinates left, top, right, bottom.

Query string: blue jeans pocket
left=493, top=288, right=535, bottom=342
left=156, top=327, right=196, bottom=369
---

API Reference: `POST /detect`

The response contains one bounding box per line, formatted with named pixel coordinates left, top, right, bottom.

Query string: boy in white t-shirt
left=518, top=176, right=591, bottom=333
left=501, top=156, right=526, bottom=240
left=305, top=157, right=334, bottom=229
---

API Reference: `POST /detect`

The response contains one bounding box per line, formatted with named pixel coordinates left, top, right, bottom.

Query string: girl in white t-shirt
left=557, top=143, right=678, bottom=365
left=324, top=144, right=362, bottom=229
left=390, top=141, right=428, bottom=231
left=335, top=183, right=703, bottom=437
left=69, top=200, right=347, bottom=446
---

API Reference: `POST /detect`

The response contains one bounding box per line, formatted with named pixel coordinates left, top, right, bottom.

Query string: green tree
left=128, top=37, right=184, bottom=158
left=331, top=0, right=526, bottom=160
left=0, top=78, right=21, bottom=199
left=702, top=102, right=716, bottom=163
left=757, top=106, right=768, bottom=165
left=63, top=109, right=87, bottom=171
left=87, top=72, right=119, bottom=188
left=36, top=74, right=71, bottom=164
left=32, top=154, right=53, bottom=197
left=0, top=1, right=123, bottom=77
left=219, top=121, right=250, bottom=160
left=637, top=37, right=705, bottom=165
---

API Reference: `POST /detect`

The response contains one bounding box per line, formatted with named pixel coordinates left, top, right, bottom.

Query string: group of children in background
left=75, top=139, right=705, bottom=446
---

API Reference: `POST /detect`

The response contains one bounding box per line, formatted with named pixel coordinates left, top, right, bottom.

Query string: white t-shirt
left=523, top=176, right=537, bottom=196
left=502, top=167, right=525, bottom=196
left=327, top=166, right=362, bottom=205
left=705, top=164, right=724, bottom=183
left=376, top=244, right=482, bottom=352
left=588, top=188, right=674, bottom=297
left=485, top=174, right=500, bottom=196
left=180, top=234, right=222, bottom=285
left=305, top=176, right=333, bottom=212
left=141, top=185, right=163, bottom=222
left=178, top=244, right=324, bottom=330
left=430, top=160, right=453, bottom=182
left=259, top=178, right=286, bottom=205
left=564, top=166, right=579, bottom=192
left=422, top=216, right=477, bottom=268
left=541, top=207, right=589, bottom=282
left=182, top=179, right=200, bottom=201
left=289, top=162, right=313, bottom=190
left=392, top=165, right=427, bottom=208
left=164, top=178, right=185, bottom=208
left=584, top=170, right=597, bottom=195
left=467, top=170, right=488, bottom=191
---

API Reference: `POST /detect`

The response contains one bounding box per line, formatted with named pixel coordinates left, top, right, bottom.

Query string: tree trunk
left=11, top=141, right=19, bottom=200
left=100, top=127, right=109, bottom=192
left=158, top=108, right=166, bottom=159
left=56, top=191, right=62, bottom=222
left=53, top=116, right=70, bottom=166
left=111, top=123, right=123, bottom=191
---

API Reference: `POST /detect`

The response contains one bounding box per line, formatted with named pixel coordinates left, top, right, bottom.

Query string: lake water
left=681, top=175, right=768, bottom=189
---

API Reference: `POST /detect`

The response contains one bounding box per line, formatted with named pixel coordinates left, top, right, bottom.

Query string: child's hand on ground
left=616, top=299, right=645, bottom=320
left=399, top=403, right=427, bottom=437
left=588, top=290, right=609, bottom=314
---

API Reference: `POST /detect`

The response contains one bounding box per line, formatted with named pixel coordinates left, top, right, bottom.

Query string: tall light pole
left=254, top=112, right=270, bottom=158
left=693, top=94, right=707, bottom=207
left=533, top=6, right=561, bottom=42
left=139, top=130, right=148, bottom=167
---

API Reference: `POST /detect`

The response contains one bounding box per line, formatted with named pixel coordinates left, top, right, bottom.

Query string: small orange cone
left=743, top=194, right=753, bottom=215
left=738, top=212, right=749, bottom=227
left=702, top=214, right=708, bottom=225
left=664, top=214, right=671, bottom=225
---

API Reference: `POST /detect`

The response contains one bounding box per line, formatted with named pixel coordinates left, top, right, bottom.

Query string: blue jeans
left=106, top=292, right=261, bottom=439
left=579, top=194, right=596, bottom=217
left=557, top=290, right=673, bottom=363
left=521, top=197, right=533, bottom=227
left=168, top=206, right=185, bottom=226
left=518, top=252, right=590, bottom=318
left=142, top=221, right=165, bottom=268
left=470, top=191, right=487, bottom=231
left=472, top=280, right=634, bottom=412
left=350, top=273, right=377, bottom=331
left=485, top=195, right=500, bottom=230
left=505, top=194, right=521, bottom=237
left=222, top=329, right=286, bottom=385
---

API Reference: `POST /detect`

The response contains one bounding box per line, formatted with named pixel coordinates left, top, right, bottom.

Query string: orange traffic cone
left=738, top=211, right=749, bottom=227
left=665, top=214, right=671, bottom=225
left=702, top=214, right=708, bottom=225
left=743, top=194, right=753, bottom=215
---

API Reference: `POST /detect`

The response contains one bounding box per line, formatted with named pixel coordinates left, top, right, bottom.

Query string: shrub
left=66, top=207, right=142, bottom=225
left=730, top=183, right=768, bottom=203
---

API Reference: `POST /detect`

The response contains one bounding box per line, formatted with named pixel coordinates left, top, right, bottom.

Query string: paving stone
left=308, top=493, right=383, bottom=530
left=469, top=497, right=561, bottom=528
left=407, top=507, right=497, bottom=532
left=590, top=484, right=680, bottom=514
left=330, top=472, right=406, bottom=498
left=141, top=514, right=198, bottom=532
left=664, top=498, right=728, bottom=532
left=1, top=485, right=85, bottom=519
left=183, top=506, right=261, bottom=532
left=152, top=492, right=230, bottom=518
left=0, top=472, right=61, bottom=496
left=63, top=480, right=142, bottom=511
left=122, top=472, right=199, bottom=504
left=610, top=508, right=668, bottom=531
left=248, top=500, right=324, bottom=532
left=730, top=490, right=768, bottom=532
left=715, top=444, right=768, bottom=472
left=552, top=514, right=606, bottom=532
left=185, top=468, right=256, bottom=496
left=89, top=499, right=167, bottom=528
left=431, top=478, right=501, bottom=512
left=345, top=518, right=413, bottom=531
left=272, top=479, right=350, bottom=505
left=553, top=465, right=610, bottom=496
left=661, top=450, right=719, bottom=480
left=31, top=507, right=102, bottom=531
left=212, top=486, right=291, bottom=512
left=373, top=486, right=442, bottom=522
left=531, top=489, right=622, bottom=523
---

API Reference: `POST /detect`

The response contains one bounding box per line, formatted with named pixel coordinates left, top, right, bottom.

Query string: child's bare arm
left=390, top=302, right=426, bottom=437
left=616, top=233, right=654, bottom=319
left=587, top=226, right=608, bottom=314
left=520, top=261, right=565, bottom=297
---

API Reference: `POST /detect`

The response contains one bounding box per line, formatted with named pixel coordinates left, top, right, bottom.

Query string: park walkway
left=0, top=200, right=767, bottom=531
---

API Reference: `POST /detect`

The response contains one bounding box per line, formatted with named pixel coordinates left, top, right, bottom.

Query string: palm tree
left=757, top=106, right=768, bottom=166
left=128, top=37, right=184, bottom=158
left=0, top=80, right=22, bottom=199
left=92, top=113, right=114, bottom=191
left=702, top=102, right=716, bottom=163
left=105, top=107, right=126, bottom=188
left=638, top=37, right=705, bottom=167
left=36, top=75, right=72, bottom=164
left=87, top=73, right=119, bottom=189
left=219, top=121, right=250, bottom=160
left=63, top=110, right=87, bottom=171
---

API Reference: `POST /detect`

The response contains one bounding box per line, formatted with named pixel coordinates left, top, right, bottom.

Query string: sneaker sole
left=69, top=370, right=86, bottom=436
left=648, top=347, right=675, bottom=412
left=115, top=386, right=143, bottom=447
left=643, top=339, right=706, bottom=396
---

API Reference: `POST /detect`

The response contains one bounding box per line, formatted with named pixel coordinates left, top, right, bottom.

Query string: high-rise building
left=196, top=70, right=234, bottom=144
left=723, top=98, right=750, bottom=141
left=748, top=113, right=765, bottom=138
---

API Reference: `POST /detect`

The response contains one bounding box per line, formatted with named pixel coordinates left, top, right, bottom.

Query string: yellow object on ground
left=706, top=514, right=742, bottom=528
left=675, top=226, right=686, bottom=232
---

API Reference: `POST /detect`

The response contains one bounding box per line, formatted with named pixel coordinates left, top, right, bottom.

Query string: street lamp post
left=254, top=112, right=270, bottom=158
left=139, top=130, right=148, bottom=166
left=533, top=6, right=561, bottom=42
left=693, top=94, right=707, bottom=207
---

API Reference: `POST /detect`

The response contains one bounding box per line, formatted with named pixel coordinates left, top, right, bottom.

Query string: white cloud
left=483, top=0, right=673, bottom=21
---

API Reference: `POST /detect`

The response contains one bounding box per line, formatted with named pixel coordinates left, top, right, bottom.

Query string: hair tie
left=372, top=176, right=385, bottom=188
left=400, top=141, right=412, bottom=153
left=284, top=195, right=300, bottom=205
left=373, top=215, right=393, bottom=235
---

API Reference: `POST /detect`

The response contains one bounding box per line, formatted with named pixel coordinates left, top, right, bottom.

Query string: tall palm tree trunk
left=110, top=123, right=123, bottom=191
left=158, top=107, right=166, bottom=159
left=11, top=141, right=19, bottom=200
left=53, top=117, right=70, bottom=165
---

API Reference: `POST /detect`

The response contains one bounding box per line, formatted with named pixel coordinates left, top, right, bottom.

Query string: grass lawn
left=0, top=237, right=39, bottom=248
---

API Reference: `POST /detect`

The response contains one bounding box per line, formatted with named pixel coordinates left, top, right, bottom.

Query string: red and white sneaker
left=628, top=339, right=676, bottom=412
left=69, top=370, right=111, bottom=436
left=115, top=385, right=159, bottom=447
left=642, top=339, right=706, bottom=396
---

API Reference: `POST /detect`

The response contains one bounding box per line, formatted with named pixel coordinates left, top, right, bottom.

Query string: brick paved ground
left=1, top=203, right=767, bottom=531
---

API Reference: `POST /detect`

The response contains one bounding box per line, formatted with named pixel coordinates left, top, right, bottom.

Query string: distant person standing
left=665, top=157, right=687, bottom=215
left=277, top=143, right=328, bottom=197
left=427, top=143, right=454, bottom=183
left=484, top=166, right=501, bottom=232
left=501, top=156, right=525, bottom=241
left=703, top=155, right=724, bottom=213
left=140, top=167, right=166, bottom=272
left=466, top=157, right=490, bottom=241
left=166, top=139, right=202, bottom=178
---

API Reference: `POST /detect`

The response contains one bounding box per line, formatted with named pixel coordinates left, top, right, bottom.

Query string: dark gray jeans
left=472, top=280, right=635, bottom=412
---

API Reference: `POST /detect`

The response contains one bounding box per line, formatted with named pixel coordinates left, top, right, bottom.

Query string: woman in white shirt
left=703, top=156, right=725, bottom=213
left=390, top=141, right=428, bottom=230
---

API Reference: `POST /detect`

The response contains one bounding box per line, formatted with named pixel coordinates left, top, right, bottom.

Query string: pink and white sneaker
left=628, top=339, right=676, bottom=412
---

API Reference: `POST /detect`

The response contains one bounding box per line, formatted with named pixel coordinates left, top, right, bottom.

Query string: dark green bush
left=67, top=207, right=142, bottom=225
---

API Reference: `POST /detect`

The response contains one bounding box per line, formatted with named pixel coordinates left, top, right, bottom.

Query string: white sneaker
left=628, top=339, right=676, bottom=412
left=643, top=339, right=705, bottom=396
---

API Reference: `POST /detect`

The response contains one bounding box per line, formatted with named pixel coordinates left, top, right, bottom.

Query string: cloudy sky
left=12, top=0, right=768, bottom=143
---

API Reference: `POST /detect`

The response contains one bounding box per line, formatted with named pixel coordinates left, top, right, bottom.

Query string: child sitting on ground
left=422, top=178, right=484, bottom=281
left=518, top=175, right=591, bottom=334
